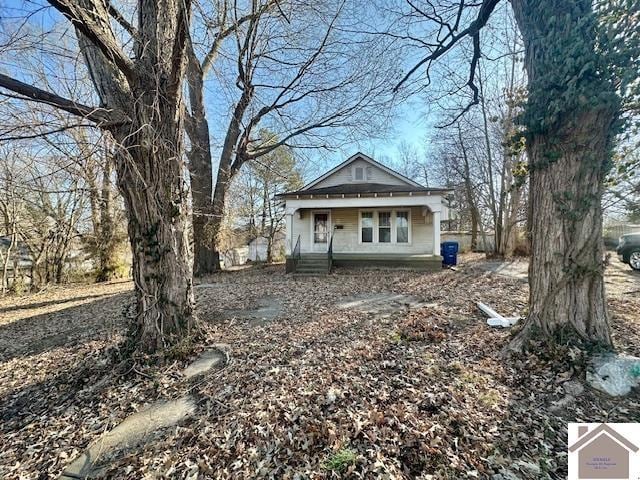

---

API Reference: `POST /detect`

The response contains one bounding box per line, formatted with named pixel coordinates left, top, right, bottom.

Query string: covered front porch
left=283, top=197, right=444, bottom=273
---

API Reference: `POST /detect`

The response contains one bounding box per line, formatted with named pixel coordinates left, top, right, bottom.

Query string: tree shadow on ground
left=0, top=292, right=120, bottom=314
left=0, top=291, right=132, bottom=362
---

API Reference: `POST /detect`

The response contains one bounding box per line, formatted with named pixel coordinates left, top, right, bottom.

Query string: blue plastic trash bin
left=440, top=241, right=459, bottom=266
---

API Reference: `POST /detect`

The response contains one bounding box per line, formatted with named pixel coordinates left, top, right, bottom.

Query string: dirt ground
left=0, top=255, right=638, bottom=479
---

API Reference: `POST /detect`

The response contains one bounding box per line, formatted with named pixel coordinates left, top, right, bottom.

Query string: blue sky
left=0, top=0, right=441, bottom=181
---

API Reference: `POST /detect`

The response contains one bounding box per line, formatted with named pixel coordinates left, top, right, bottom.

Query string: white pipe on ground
left=477, top=302, right=519, bottom=328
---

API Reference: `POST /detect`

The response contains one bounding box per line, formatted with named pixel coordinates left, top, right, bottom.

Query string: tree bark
left=96, top=157, right=120, bottom=282
left=113, top=136, right=195, bottom=352
left=458, top=126, right=481, bottom=251
left=478, top=73, right=500, bottom=255
left=204, top=87, right=252, bottom=272
left=185, top=33, right=252, bottom=274
left=509, top=0, right=618, bottom=350
left=80, top=0, right=197, bottom=353
left=186, top=47, right=218, bottom=276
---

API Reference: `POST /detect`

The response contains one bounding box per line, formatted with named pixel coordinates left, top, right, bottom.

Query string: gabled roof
left=301, top=152, right=423, bottom=191
left=569, top=424, right=639, bottom=453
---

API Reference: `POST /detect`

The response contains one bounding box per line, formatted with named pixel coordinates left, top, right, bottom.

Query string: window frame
left=360, top=211, right=374, bottom=243
left=395, top=210, right=410, bottom=244
left=358, top=208, right=412, bottom=245
left=378, top=211, right=392, bottom=243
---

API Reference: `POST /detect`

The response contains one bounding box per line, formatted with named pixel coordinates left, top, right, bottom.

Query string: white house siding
left=312, top=159, right=407, bottom=189
left=291, top=207, right=434, bottom=255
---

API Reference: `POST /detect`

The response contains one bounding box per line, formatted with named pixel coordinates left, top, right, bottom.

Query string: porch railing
left=292, top=234, right=301, bottom=271
left=328, top=230, right=334, bottom=272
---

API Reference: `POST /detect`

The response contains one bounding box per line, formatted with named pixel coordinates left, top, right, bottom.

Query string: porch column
left=432, top=210, right=441, bottom=256
left=284, top=212, right=294, bottom=256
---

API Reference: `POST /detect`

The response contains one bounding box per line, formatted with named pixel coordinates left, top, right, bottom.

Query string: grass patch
left=478, top=389, right=502, bottom=408
left=323, top=448, right=357, bottom=472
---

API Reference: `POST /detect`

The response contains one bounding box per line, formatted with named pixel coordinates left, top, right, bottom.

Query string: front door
left=312, top=212, right=330, bottom=252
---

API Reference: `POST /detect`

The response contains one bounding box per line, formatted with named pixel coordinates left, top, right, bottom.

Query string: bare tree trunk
left=266, top=236, right=274, bottom=263
left=497, top=47, right=523, bottom=258
left=113, top=128, right=195, bottom=352
left=188, top=53, right=252, bottom=273
left=509, top=0, right=617, bottom=350
left=186, top=48, right=217, bottom=276
left=206, top=89, right=252, bottom=272
left=478, top=73, right=500, bottom=254
left=96, top=157, right=119, bottom=281
left=88, top=0, right=196, bottom=353
left=1, top=226, right=15, bottom=294
left=0, top=249, right=6, bottom=295
left=499, top=150, right=522, bottom=257
left=458, top=126, right=481, bottom=251
left=71, top=0, right=196, bottom=352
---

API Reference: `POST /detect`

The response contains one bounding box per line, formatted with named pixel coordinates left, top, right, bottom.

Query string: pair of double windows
left=361, top=211, right=409, bottom=243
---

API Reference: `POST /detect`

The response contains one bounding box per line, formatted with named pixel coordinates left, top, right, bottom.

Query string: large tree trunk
left=191, top=167, right=218, bottom=276
left=113, top=122, right=195, bottom=353
left=509, top=0, right=618, bottom=350
left=204, top=89, right=252, bottom=273
left=458, top=126, right=481, bottom=251
left=208, top=162, right=236, bottom=270
left=77, top=0, right=196, bottom=353
left=186, top=49, right=218, bottom=276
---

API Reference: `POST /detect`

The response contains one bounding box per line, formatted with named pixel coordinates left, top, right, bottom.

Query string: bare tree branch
left=107, top=1, right=138, bottom=39
left=46, top=0, right=136, bottom=83
left=394, top=0, right=501, bottom=93
left=0, top=73, right=127, bottom=125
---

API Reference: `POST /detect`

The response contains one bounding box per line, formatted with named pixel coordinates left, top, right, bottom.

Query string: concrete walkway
left=337, top=293, right=429, bottom=317
left=60, top=347, right=226, bottom=479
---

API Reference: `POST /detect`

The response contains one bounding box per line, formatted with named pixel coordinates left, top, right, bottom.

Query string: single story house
left=276, top=153, right=451, bottom=273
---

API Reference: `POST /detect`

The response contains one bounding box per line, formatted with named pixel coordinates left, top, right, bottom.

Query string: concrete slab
left=183, top=349, right=225, bottom=379
left=476, top=261, right=528, bottom=281
left=60, top=396, right=195, bottom=479
left=223, top=296, right=283, bottom=326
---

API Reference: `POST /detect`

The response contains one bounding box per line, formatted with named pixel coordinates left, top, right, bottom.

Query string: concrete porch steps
left=293, top=254, right=330, bottom=275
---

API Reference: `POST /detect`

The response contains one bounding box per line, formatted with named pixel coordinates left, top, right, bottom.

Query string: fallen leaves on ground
left=0, top=258, right=638, bottom=479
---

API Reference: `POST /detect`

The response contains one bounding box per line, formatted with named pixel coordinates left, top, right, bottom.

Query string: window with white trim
left=354, top=166, right=364, bottom=181
left=378, top=211, right=391, bottom=243
left=361, top=211, right=373, bottom=242
left=396, top=211, right=409, bottom=243
left=359, top=209, right=411, bottom=244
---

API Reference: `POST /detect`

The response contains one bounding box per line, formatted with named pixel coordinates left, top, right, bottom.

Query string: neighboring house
left=569, top=424, right=638, bottom=479
left=247, top=232, right=286, bottom=262
left=277, top=153, right=451, bottom=273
